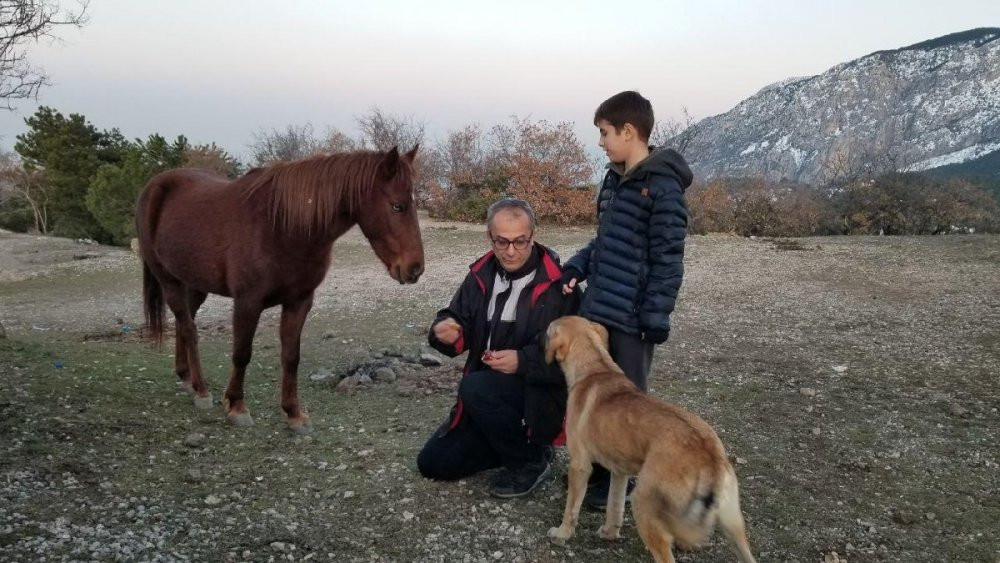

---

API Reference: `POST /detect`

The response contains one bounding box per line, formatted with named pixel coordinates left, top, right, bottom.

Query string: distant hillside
left=681, top=28, right=1000, bottom=185
left=925, top=148, right=1000, bottom=197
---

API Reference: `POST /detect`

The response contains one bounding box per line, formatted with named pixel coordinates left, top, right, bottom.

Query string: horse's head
left=357, top=145, right=425, bottom=284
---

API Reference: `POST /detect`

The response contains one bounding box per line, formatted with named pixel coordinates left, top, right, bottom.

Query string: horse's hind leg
left=223, top=300, right=262, bottom=427
left=163, top=282, right=212, bottom=409
left=278, top=296, right=314, bottom=434
left=174, top=289, right=207, bottom=393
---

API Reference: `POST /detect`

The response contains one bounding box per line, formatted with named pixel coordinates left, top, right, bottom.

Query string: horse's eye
left=391, top=202, right=407, bottom=213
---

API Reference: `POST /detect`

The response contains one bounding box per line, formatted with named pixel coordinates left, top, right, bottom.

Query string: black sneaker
left=584, top=477, right=636, bottom=511
left=489, top=460, right=552, bottom=499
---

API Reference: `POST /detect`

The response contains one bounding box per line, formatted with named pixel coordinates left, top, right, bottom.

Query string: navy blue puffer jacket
left=565, top=148, right=692, bottom=342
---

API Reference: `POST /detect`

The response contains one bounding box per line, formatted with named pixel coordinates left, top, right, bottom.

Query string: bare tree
left=356, top=106, right=424, bottom=151
left=1, top=0, right=89, bottom=109
left=0, top=147, right=48, bottom=231
left=651, top=106, right=698, bottom=155
left=319, top=126, right=358, bottom=153
left=248, top=123, right=323, bottom=166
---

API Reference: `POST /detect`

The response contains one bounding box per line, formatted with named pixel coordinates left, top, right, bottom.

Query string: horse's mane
left=242, top=150, right=407, bottom=235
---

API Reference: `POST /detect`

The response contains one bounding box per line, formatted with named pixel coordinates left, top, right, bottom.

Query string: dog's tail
left=714, top=464, right=757, bottom=563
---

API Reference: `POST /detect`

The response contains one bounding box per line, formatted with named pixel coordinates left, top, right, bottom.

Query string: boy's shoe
left=489, top=460, right=552, bottom=499
left=584, top=477, right=636, bottom=511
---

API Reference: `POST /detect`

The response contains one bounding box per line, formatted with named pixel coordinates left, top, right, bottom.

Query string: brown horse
left=136, top=146, right=423, bottom=433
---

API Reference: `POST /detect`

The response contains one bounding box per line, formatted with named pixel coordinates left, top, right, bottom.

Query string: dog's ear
left=545, top=322, right=567, bottom=364
left=589, top=321, right=610, bottom=350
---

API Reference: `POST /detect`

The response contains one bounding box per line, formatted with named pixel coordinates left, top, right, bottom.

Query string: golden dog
left=544, top=316, right=756, bottom=563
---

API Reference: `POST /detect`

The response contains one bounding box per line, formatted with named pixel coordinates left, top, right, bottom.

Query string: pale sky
left=2, top=0, right=998, bottom=162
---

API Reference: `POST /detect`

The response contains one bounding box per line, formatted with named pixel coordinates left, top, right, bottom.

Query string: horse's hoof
left=288, top=418, right=312, bottom=435
left=193, top=394, right=214, bottom=410
left=228, top=412, right=254, bottom=427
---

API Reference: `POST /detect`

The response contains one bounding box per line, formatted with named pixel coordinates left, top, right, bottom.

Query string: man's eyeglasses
left=491, top=236, right=532, bottom=251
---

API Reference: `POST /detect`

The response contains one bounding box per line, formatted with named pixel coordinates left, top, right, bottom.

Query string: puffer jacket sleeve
left=638, top=176, right=687, bottom=337
left=564, top=239, right=594, bottom=279
left=427, top=274, right=477, bottom=357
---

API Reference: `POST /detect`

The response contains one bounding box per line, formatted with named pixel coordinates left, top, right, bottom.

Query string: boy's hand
left=482, top=349, right=518, bottom=374
left=433, top=318, right=462, bottom=345
left=560, top=268, right=581, bottom=295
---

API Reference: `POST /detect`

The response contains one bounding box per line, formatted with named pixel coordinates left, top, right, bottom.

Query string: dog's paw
left=548, top=526, right=571, bottom=546
left=598, top=526, right=621, bottom=541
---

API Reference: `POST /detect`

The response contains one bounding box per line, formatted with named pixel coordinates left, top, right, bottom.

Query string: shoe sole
left=489, top=463, right=552, bottom=499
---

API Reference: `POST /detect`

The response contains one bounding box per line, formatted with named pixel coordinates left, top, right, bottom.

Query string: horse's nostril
left=410, top=264, right=424, bottom=280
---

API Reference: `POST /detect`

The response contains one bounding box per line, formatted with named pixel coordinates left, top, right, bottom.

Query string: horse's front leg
left=279, top=296, right=314, bottom=434
left=223, top=300, right=262, bottom=427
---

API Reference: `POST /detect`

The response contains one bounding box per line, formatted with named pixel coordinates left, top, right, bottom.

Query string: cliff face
left=682, top=28, right=1000, bottom=185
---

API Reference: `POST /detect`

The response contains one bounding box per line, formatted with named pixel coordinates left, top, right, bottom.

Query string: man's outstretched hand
left=433, top=317, right=462, bottom=345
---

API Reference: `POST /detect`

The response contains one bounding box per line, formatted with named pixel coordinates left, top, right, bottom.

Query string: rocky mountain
left=682, top=28, right=1000, bottom=185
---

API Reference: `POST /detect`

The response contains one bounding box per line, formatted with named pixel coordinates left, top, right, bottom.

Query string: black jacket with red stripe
left=428, top=243, right=580, bottom=444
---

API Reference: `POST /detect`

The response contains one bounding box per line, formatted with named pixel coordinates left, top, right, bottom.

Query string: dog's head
left=545, top=316, right=610, bottom=367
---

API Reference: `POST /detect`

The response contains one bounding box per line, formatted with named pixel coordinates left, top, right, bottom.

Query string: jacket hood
left=610, top=147, right=694, bottom=192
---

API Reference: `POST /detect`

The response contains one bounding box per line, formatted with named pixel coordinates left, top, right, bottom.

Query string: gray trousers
left=607, top=327, right=654, bottom=392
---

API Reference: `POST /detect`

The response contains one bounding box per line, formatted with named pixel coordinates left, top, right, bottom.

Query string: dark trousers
left=591, top=327, right=655, bottom=484
left=417, top=369, right=546, bottom=481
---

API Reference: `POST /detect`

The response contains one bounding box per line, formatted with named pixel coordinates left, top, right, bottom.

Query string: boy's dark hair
left=594, top=91, right=654, bottom=142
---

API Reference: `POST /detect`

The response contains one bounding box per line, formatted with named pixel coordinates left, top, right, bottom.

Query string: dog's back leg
left=630, top=479, right=677, bottom=563
left=716, top=468, right=757, bottom=563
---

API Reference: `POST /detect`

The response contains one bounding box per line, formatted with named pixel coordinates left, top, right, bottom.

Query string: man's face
left=488, top=209, right=534, bottom=272
left=597, top=118, right=627, bottom=164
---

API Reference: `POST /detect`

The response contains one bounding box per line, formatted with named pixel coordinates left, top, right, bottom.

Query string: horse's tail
left=137, top=176, right=167, bottom=346
left=142, top=258, right=166, bottom=346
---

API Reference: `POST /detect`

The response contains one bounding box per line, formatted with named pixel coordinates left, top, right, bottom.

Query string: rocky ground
left=0, top=223, right=998, bottom=562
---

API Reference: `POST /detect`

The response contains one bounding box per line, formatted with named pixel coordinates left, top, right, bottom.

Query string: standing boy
left=560, top=90, right=693, bottom=509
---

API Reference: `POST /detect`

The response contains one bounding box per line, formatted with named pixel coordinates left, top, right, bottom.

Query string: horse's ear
left=405, top=144, right=419, bottom=162
left=381, top=146, right=400, bottom=178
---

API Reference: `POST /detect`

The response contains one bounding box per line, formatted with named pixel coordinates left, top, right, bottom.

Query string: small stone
left=344, top=490, right=355, bottom=498
left=493, top=551, right=503, bottom=560
left=373, top=367, right=396, bottom=382
left=811, top=427, right=822, bottom=435
left=800, top=387, right=817, bottom=398
left=419, top=353, right=443, bottom=366
left=184, top=468, right=203, bottom=483
left=357, top=373, right=373, bottom=385
left=322, top=331, right=335, bottom=340
left=925, top=512, right=936, bottom=521
left=204, top=494, right=222, bottom=505
left=735, top=457, right=748, bottom=465
left=948, top=403, right=968, bottom=417
left=270, top=541, right=287, bottom=552
left=402, top=511, right=415, bottom=521
left=823, top=553, right=842, bottom=563
left=309, top=369, right=335, bottom=382
left=183, top=433, right=206, bottom=448
left=891, top=509, right=916, bottom=525
left=805, top=406, right=815, bottom=413
left=336, top=375, right=360, bottom=393
left=832, top=365, right=848, bottom=373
